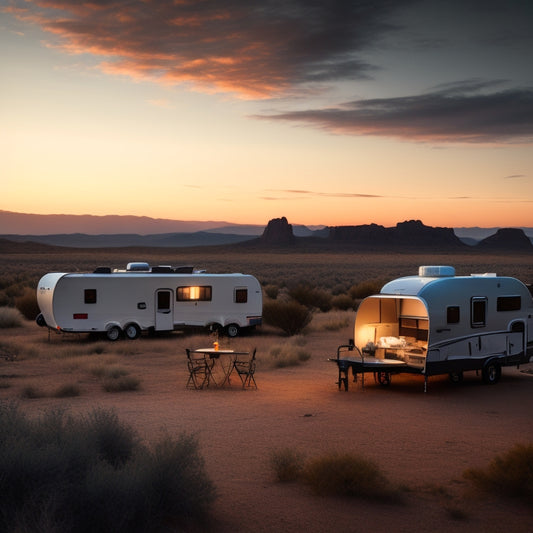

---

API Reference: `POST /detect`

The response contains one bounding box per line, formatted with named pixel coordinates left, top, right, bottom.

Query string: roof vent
left=418, top=265, right=455, bottom=277
left=126, top=262, right=150, bottom=271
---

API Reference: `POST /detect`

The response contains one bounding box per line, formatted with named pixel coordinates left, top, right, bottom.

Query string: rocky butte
left=477, top=228, right=533, bottom=251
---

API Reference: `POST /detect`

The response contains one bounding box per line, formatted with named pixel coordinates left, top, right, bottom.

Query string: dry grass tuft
left=0, top=307, right=24, bottom=329
left=53, top=383, right=81, bottom=398
left=102, top=376, right=141, bottom=392
left=463, top=443, right=533, bottom=504
left=266, top=337, right=311, bottom=368
left=303, top=452, right=403, bottom=502
left=270, top=448, right=306, bottom=482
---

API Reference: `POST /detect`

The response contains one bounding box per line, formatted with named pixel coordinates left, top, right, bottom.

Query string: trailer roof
left=380, top=272, right=526, bottom=297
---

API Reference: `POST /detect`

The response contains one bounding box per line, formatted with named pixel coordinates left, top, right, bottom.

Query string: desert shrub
left=331, top=293, right=355, bottom=310
left=88, top=343, right=106, bottom=355
left=0, top=404, right=216, bottom=533
left=263, top=284, right=280, bottom=300
left=288, top=284, right=332, bottom=312
left=262, top=300, right=313, bottom=336
left=303, top=452, right=402, bottom=502
left=463, top=443, right=533, bottom=504
left=53, top=384, right=81, bottom=398
left=90, top=364, right=112, bottom=378
left=349, top=279, right=384, bottom=300
left=0, top=307, right=24, bottom=328
left=102, top=376, right=141, bottom=392
left=268, top=340, right=311, bottom=368
left=83, top=408, right=139, bottom=468
left=104, top=366, right=129, bottom=379
left=0, top=340, right=19, bottom=361
left=20, top=385, right=46, bottom=399
left=445, top=504, right=469, bottom=521
left=14, top=286, right=40, bottom=320
left=270, top=448, right=306, bottom=482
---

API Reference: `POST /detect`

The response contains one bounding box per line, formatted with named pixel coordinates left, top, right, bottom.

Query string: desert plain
left=1, top=249, right=532, bottom=532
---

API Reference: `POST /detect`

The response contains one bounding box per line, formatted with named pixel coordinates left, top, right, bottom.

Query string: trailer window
left=84, top=289, right=97, bottom=304
left=235, top=288, right=248, bottom=303
left=471, top=297, right=487, bottom=327
left=497, top=296, right=521, bottom=312
left=177, top=286, right=212, bottom=301
left=447, top=306, right=460, bottom=324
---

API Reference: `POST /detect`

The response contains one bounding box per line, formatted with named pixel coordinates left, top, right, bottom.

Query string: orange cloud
left=6, top=0, right=397, bottom=99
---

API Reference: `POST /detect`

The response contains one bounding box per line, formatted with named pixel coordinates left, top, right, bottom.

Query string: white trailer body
left=37, top=264, right=262, bottom=339
left=334, top=266, right=533, bottom=389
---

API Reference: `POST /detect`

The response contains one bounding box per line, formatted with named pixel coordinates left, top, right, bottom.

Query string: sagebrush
left=463, top=443, right=533, bottom=504
left=262, top=300, right=313, bottom=335
left=0, top=307, right=24, bottom=329
left=0, top=404, right=216, bottom=533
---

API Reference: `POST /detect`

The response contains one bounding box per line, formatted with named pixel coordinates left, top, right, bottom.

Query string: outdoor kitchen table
left=192, top=348, right=249, bottom=387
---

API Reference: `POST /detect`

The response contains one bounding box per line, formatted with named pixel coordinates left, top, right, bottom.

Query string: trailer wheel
left=374, top=371, right=390, bottom=386
left=124, top=323, right=140, bottom=340
left=449, top=371, right=463, bottom=384
left=36, top=313, right=47, bottom=327
left=482, top=361, right=501, bottom=385
left=225, top=324, right=240, bottom=337
left=209, top=323, right=223, bottom=335
left=106, top=326, right=122, bottom=341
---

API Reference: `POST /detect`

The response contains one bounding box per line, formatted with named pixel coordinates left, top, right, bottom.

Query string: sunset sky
left=2, top=0, right=532, bottom=228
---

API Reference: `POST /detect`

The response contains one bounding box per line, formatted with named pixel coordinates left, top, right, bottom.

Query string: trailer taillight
left=73, top=313, right=88, bottom=319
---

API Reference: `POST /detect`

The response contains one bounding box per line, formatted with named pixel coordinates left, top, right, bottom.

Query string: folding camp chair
left=232, top=348, right=257, bottom=389
left=186, top=349, right=211, bottom=389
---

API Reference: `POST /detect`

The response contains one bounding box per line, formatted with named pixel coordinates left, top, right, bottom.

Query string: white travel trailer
left=333, top=266, right=533, bottom=390
left=36, top=262, right=262, bottom=340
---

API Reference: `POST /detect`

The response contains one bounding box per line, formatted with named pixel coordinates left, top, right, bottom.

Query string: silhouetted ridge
left=329, top=223, right=390, bottom=244
left=329, top=220, right=464, bottom=250
left=477, top=228, right=533, bottom=251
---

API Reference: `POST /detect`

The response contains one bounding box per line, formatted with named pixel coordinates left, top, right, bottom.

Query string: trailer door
left=155, top=289, right=174, bottom=331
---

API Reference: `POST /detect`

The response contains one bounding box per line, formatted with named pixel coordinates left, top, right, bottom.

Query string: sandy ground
left=1, top=321, right=532, bottom=532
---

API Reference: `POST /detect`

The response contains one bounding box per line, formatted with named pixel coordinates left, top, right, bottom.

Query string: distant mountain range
left=247, top=218, right=533, bottom=252
left=0, top=210, right=531, bottom=249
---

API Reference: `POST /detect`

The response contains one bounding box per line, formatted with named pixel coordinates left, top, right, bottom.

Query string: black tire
left=225, top=324, right=240, bottom=337
left=449, top=371, right=463, bottom=384
left=209, top=323, right=223, bottom=335
left=482, top=361, right=501, bottom=385
left=124, top=323, right=140, bottom=340
left=375, top=371, right=390, bottom=386
left=36, top=313, right=47, bottom=327
left=106, top=326, right=122, bottom=341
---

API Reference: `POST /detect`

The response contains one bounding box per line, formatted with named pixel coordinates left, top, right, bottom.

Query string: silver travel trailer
left=36, top=262, right=262, bottom=340
left=333, top=266, right=533, bottom=390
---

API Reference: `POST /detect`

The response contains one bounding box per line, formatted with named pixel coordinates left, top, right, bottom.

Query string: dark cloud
left=266, top=189, right=384, bottom=198
left=274, top=189, right=382, bottom=198
left=6, top=0, right=409, bottom=98
left=256, top=81, right=533, bottom=143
